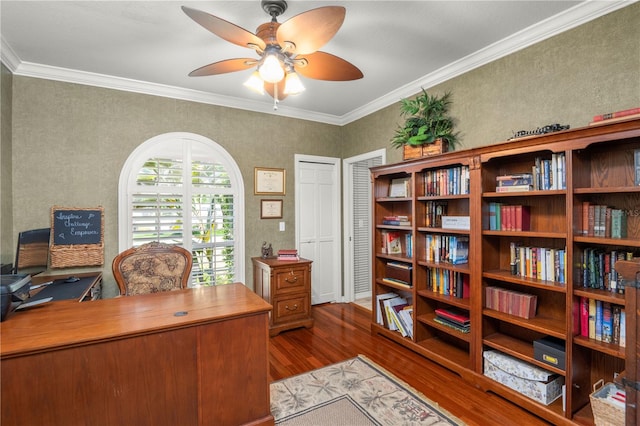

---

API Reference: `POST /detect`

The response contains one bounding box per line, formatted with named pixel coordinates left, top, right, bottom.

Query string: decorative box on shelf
left=403, top=139, right=448, bottom=160
left=483, top=350, right=564, bottom=405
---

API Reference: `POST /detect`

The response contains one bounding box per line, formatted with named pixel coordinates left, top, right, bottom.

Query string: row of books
left=534, top=153, right=566, bottom=191
left=382, top=215, right=411, bottom=226
left=433, top=308, right=470, bottom=334
left=485, top=286, right=537, bottom=319
left=380, top=231, right=413, bottom=257
left=376, top=292, right=414, bottom=338
left=493, top=154, right=566, bottom=193
left=576, top=297, right=625, bottom=347
left=509, top=243, right=567, bottom=284
left=486, top=203, right=531, bottom=231
left=579, top=248, right=635, bottom=294
left=581, top=202, right=628, bottom=239
left=425, top=234, right=469, bottom=264
left=426, top=268, right=470, bottom=299
left=423, top=165, right=470, bottom=196
left=277, top=249, right=299, bottom=261
left=424, top=201, right=448, bottom=228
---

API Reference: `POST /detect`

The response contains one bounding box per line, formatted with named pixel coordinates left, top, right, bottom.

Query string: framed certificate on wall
left=255, top=167, right=285, bottom=195
left=260, top=199, right=283, bottom=219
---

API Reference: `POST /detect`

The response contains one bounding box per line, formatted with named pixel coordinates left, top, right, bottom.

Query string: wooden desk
left=30, top=271, right=103, bottom=302
left=1, top=283, right=274, bottom=426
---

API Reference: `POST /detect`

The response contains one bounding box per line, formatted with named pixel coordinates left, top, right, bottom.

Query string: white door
left=343, top=150, right=386, bottom=302
left=295, top=155, right=341, bottom=304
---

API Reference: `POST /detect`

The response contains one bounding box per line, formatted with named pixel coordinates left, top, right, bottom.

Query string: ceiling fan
left=182, top=0, right=363, bottom=107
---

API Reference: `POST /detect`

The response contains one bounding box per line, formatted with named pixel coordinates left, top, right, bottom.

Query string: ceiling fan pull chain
left=273, top=83, right=279, bottom=110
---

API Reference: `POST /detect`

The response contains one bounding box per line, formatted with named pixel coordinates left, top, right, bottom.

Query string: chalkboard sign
left=52, top=208, right=102, bottom=245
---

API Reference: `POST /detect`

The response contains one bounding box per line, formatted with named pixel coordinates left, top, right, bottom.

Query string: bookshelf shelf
left=573, top=235, right=640, bottom=248
left=414, top=337, right=471, bottom=370
left=375, top=278, right=411, bottom=292
left=573, top=186, right=640, bottom=194
left=483, top=309, right=566, bottom=338
left=483, top=332, right=566, bottom=376
left=483, top=270, right=567, bottom=293
left=370, top=118, right=640, bottom=425
left=415, top=290, right=470, bottom=309
left=573, top=335, right=626, bottom=359
left=573, top=288, right=626, bottom=305
left=483, top=189, right=566, bottom=198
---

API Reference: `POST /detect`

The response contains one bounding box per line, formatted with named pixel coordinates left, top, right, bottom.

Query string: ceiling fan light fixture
left=243, top=71, right=265, bottom=94
left=284, top=71, right=305, bottom=95
left=258, top=53, right=284, bottom=83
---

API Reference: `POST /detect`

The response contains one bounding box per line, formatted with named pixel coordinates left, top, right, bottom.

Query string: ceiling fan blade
left=294, top=52, right=363, bottom=81
left=189, top=58, right=257, bottom=77
left=182, top=6, right=266, bottom=51
left=265, top=81, right=288, bottom=101
left=277, top=6, right=345, bottom=55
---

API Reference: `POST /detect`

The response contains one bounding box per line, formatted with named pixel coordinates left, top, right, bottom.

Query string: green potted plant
left=391, top=89, right=459, bottom=159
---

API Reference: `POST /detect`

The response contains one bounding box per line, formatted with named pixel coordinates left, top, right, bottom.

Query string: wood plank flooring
left=269, top=302, right=551, bottom=426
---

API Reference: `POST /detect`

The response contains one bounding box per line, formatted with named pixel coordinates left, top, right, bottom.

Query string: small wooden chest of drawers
left=252, top=257, right=314, bottom=336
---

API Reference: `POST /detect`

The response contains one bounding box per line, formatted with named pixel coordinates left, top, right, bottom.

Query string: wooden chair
left=13, top=228, right=51, bottom=275
left=112, top=242, right=192, bottom=296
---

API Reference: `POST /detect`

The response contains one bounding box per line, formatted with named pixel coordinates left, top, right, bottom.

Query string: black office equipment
left=1, top=274, right=32, bottom=321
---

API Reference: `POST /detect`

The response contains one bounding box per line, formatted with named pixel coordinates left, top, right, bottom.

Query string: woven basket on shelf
left=50, top=206, right=104, bottom=268
left=589, top=380, right=625, bottom=426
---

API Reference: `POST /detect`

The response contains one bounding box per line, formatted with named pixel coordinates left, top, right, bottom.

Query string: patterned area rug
left=271, top=355, right=465, bottom=425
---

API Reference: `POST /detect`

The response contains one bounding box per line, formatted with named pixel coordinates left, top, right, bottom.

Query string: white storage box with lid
left=483, top=350, right=564, bottom=405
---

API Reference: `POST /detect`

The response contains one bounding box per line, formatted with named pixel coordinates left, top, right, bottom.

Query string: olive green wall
left=10, top=79, right=339, bottom=296
left=1, top=63, right=13, bottom=267
left=341, top=3, right=640, bottom=162
left=4, top=3, right=639, bottom=296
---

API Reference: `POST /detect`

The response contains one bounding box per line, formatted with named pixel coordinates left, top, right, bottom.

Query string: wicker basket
left=590, top=380, right=625, bottom=426
left=50, top=206, right=104, bottom=268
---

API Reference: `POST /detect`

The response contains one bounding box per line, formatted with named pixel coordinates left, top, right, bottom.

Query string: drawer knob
left=285, top=304, right=298, bottom=311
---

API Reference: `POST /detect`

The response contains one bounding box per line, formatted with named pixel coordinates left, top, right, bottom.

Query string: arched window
left=118, top=132, right=245, bottom=285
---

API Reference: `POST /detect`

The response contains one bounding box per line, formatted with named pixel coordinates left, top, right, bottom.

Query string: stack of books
left=277, top=249, right=299, bottom=261
left=433, top=308, right=470, bottom=333
left=495, top=173, right=534, bottom=192
left=382, top=215, right=411, bottom=226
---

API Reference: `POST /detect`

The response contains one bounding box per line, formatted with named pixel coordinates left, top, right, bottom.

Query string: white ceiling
left=1, top=1, right=632, bottom=125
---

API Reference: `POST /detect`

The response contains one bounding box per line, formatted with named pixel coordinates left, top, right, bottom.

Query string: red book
left=514, top=205, right=531, bottom=231
left=434, top=308, right=470, bottom=325
left=592, top=107, right=640, bottom=122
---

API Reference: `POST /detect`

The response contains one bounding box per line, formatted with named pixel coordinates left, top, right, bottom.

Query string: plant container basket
left=403, top=139, right=449, bottom=160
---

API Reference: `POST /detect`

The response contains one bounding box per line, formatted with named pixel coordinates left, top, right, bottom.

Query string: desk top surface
left=1, top=283, right=271, bottom=358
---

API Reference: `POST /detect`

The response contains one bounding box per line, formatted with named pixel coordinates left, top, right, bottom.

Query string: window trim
left=117, top=132, right=245, bottom=284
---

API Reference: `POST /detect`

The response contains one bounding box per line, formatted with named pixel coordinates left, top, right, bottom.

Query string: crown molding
left=341, top=0, right=634, bottom=125
left=2, top=1, right=632, bottom=126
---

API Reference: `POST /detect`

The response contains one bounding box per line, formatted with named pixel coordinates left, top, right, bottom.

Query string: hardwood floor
left=269, top=302, right=551, bottom=426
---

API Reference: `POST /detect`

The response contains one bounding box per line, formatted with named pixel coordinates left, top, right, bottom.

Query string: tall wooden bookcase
left=370, top=118, right=640, bottom=425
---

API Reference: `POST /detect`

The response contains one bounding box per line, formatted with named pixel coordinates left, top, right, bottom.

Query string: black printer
left=0, top=274, right=31, bottom=321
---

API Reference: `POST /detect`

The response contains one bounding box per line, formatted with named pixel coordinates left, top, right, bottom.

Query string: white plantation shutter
left=119, top=133, right=245, bottom=286
left=353, top=157, right=382, bottom=295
